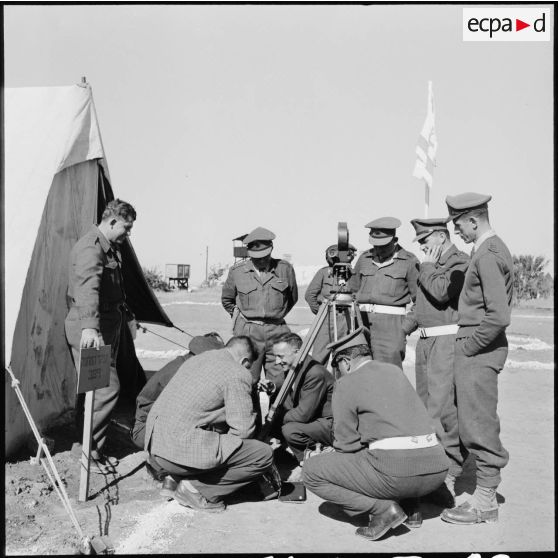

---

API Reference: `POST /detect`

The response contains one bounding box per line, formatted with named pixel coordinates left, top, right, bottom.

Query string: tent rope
left=137, top=323, right=193, bottom=350
left=5, top=365, right=91, bottom=551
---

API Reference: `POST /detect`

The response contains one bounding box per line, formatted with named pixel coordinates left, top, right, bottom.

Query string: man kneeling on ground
left=145, top=336, right=279, bottom=512
left=131, top=332, right=224, bottom=450
left=303, top=327, right=449, bottom=541
left=272, top=333, right=334, bottom=465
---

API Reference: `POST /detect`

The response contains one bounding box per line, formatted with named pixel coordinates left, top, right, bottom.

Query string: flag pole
left=413, top=80, right=437, bottom=219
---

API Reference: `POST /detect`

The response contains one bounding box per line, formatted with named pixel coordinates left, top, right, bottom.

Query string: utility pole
left=205, top=246, right=209, bottom=283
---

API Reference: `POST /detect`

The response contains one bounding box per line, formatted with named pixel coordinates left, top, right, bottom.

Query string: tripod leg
left=259, top=300, right=332, bottom=441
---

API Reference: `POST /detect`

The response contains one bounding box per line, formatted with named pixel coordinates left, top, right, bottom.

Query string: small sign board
left=76, top=346, right=111, bottom=394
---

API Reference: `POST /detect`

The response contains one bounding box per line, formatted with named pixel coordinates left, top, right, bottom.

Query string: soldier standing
left=304, top=243, right=356, bottom=365
left=349, top=217, right=419, bottom=368
left=221, top=227, right=298, bottom=394
left=405, top=217, right=470, bottom=502
left=441, top=193, right=513, bottom=525
left=65, top=199, right=137, bottom=474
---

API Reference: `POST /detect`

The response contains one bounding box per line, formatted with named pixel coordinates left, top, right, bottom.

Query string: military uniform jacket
left=332, top=361, right=449, bottom=477
left=349, top=246, right=419, bottom=306
left=282, top=357, right=333, bottom=424
left=403, top=244, right=470, bottom=334
left=145, top=349, right=256, bottom=469
left=66, top=225, right=125, bottom=330
left=305, top=266, right=355, bottom=314
left=221, top=258, right=298, bottom=320
left=457, top=235, right=513, bottom=357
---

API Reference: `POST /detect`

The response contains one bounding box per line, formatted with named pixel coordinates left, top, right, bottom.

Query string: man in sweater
left=304, top=244, right=357, bottom=365
left=272, top=333, right=334, bottom=464
left=303, top=328, right=449, bottom=541
left=441, top=193, right=513, bottom=525
left=404, top=218, right=470, bottom=498
left=144, top=336, right=278, bottom=512
left=348, top=217, right=419, bottom=368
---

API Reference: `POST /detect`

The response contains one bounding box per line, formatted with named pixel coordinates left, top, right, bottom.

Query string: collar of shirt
left=243, top=258, right=277, bottom=276
left=474, top=229, right=496, bottom=251
left=93, top=225, right=113, bottom=254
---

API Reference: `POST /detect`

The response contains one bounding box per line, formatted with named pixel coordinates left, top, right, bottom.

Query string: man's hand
left=80, top=328, right=101, bottom=349
left=423, top=245, right=443, bottom=264
left=257, top=379, right=276, bottom=395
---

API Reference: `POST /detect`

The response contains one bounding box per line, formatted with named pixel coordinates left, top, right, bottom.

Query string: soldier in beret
left=304, top=243, right=357, bottom=365
left=303, top=327, right=449, bottom=541
left=221, top=227, right=298, bottom=396
left=440, top=193, right=513, bottom=525
left=405, top=217, right=470, bottom=504
left=348, top=217, right=419, bottom=368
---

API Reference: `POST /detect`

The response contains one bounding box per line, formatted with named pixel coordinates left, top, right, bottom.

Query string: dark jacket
left=332, top=360, right=449, bottom=477
left=283, top=357, right=333, bottom=424
left=403, top=244, right=470, bottom=334
left=457, top=235, right=513, bottom=356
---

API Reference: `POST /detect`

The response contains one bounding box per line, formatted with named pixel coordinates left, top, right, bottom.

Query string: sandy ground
left=4, top=287, right=555, bottom=555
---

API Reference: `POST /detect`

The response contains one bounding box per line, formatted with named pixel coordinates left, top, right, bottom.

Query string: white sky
left=4, top=4, right=554, bottom=285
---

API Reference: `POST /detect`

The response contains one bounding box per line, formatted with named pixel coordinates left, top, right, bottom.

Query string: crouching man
left=272, top=333, right=334, bottom=464
left=145, top=336, right=279, bottom=512
left=303, top=328, right=449, bottom=541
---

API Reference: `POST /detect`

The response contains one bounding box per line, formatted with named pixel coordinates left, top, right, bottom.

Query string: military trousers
left=454, top=334, right=509, bottom=488
left=65, top=307, right=122, bottom=453
left=361, top=312, right=406, bottom=368
left=281, top=417, right=333, bottom=462
left=233, top=314, right=291, bottom=389
left=415, top=335, right=465, bottom=477
left=311, top=308, right=351, bottom=366
left=303, top=449, right=447, bottom=517
left=150, top=438, right=273, bottom=503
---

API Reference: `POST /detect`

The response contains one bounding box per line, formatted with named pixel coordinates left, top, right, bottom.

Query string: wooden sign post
left=77, top=346, right=111, bottom=502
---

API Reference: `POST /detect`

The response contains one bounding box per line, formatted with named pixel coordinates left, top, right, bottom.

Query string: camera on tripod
left=328, top=222, right=356, bottom=290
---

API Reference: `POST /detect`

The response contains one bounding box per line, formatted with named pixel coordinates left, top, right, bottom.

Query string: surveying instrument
left=259, top=222, right=364, bottom=442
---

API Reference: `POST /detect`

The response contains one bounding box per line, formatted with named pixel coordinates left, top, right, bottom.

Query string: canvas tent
left=4, top=84, right=173, bottom=456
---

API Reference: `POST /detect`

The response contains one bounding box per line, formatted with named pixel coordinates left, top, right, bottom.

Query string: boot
left=441, top=487, right=498, bottom=525
left=402, top=497, right=423, bottom=528
left=355, top=502, right=407, bottom=541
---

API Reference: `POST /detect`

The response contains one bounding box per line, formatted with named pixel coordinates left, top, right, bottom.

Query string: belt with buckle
left=418, top=324, right=459, bottom=338
left=359, top=303, right=406, bottom=315
left=241, top=316, right=286, bottom=326
left=369, top=433, right=438, bottom=451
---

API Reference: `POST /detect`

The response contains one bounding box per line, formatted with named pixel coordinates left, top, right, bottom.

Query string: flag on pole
left=412, top=81, right=437, bottom=190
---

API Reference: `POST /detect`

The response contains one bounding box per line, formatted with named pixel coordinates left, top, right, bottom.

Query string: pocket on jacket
left=382, top=268, right=407, bottom=297
left=269, top=279, right=289, bottom=312
left=237, top=283, right=258, bottom=310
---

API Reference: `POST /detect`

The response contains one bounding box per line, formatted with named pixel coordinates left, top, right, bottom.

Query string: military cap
left=244, top=227, right=276, bottom=258
left=365, top=217, right=401, bottom=246
left=326, top=326, right=369, bottom=357
left=446, top=193, right=492, bottom=220
left=189, top=334, right=224, bottom=355
left=410, top=217, right=449, bottom=242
